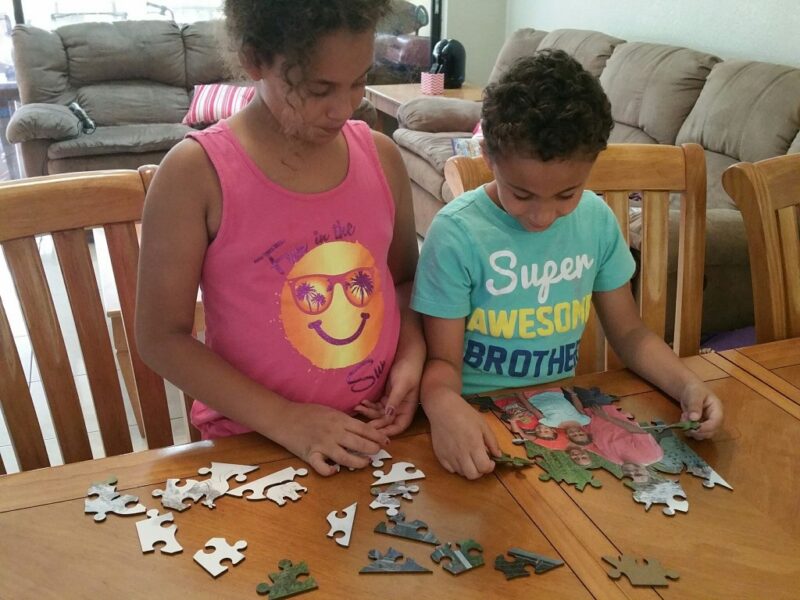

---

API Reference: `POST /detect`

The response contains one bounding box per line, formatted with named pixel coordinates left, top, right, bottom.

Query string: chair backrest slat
left=639, top=190, right=670, bottom=340
left=52, top=229, right=133, bottom=457
left=0, top=169, right=176, bottom=473
left=104, top=222, right=173, bottom=449
left=722, top=154, right=800, bottom=341
left=3, top=236, right=92, bottom=464
left=444, top=143, right=706, bottom=374
left=0, top=297, right=49, bottom=470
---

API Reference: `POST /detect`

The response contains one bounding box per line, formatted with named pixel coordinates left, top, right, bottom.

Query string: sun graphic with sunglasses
left=280, top=241, right=385, bottom=368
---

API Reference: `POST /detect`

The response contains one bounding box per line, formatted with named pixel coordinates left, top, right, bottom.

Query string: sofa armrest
left=6, top=103, right=81, bottom=144
left=397, top=97, right=482, bottom=133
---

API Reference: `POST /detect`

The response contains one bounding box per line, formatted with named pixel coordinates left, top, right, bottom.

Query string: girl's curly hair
left=224, top=0, right=392, bottom=84
left=482, top=49, right=613, bottom=161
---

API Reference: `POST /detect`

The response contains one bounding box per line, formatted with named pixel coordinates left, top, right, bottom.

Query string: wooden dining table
left=1, top=345, right=799, bottom=599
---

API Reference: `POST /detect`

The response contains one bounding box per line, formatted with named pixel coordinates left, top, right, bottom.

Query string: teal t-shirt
left=411, top=186, right=636, bottom=395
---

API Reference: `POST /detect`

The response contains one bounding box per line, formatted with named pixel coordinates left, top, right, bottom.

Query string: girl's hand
left=354, top=357, right=421, bottom=437
left=425, top=392, right=501, bottom=480
left=678, top=381, right=724, bottom=440
left=276, top=403, right=390, bottom=476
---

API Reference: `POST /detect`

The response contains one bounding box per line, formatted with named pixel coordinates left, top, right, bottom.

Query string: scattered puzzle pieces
left=84, top=477, right=146, bottom=522
left=369, top=482, right=420, bottom=516
left=193, top=462, right=259, bottom=508
left=266, top=481, right=308, bottom=506
left=372, top=461, right=425, bottom=487
left=152, top=478, right=204, bottom=512
left=256, top=559, right=318, bottom=598
left=602, top=555, right=679, bottom=587
left=494, top=548, right=565, bottom=579
left=467, top=395, right=498, bottom=412
left=135, top=509, right=182, bottom=554
left=359, top=547, right=432, bottom=574
left=375, top=512, right=439, bottom=545
left=228, top=466, right=308, bottom=501
left=326, top=502, right=357, bottom=547
left=624, top=474, right=689, bottom=516
left=431, top=539, right=484, bottom=575
left=569, top=386, right=617, bottom=408
left=193, top=537, right=247, bottom=577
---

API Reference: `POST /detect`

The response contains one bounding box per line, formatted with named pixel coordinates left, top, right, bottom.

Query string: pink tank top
left=187, top=120, right=400, bottom=436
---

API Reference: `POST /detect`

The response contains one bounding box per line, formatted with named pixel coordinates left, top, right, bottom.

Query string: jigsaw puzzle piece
left=84, top=478, right=146, bottom=522
left=431, top=539, right=484, bottom=575
left=625, top=476, right=689, bottom=516
left=256, top=559, right=318, bottom=599
left=369, top=482, right=420, bottom=516
left=374, top=512, right=439, bottom=545
left=491, top=452, right=536, bottom=468
left=228, top=466, right=308, bottom=500
left=466, top=395, right=498, bottom=412
left=568, top=386, right=618, bottom=408
left=326, top=502, right=357, bottom=547
left=266, top=481, right=308, bottom=506
left=372, top=461, right=425, bottom=487
left=602, top=555, right=679, bottom=586
left=517, top=440, right=603, bottom=491
left=651, top=427, right=733, bottom=490
left=193, top=462, right=259, bottom=507
left=193, top=537, right=247, bottom=577
left=360, top=547, right=432, bottom=573
left=502, top=547, right=564, bottom=576
left=135, top=509, right=182, bottom=554
left=152, top=478, right=205, bottom=512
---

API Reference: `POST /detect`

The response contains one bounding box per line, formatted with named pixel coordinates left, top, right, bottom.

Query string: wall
left=443, top=0, right=507, bottom=85
left=506, top=0, right=800, bottom=67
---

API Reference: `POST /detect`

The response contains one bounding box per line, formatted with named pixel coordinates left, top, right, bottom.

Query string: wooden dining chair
left=0, top=169, right=181, bottom=472
left=444, top=143, right=707, bottom=374
left=722, top=154, right=800, bottom=342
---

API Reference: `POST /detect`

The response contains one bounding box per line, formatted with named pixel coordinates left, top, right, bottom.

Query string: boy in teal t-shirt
left=412, top=50, right=723, bottom=480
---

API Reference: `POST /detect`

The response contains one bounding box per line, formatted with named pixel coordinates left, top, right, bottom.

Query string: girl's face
left=483, top=150, right=595, bottom=232
left=249, top=28, right=375, bottom=142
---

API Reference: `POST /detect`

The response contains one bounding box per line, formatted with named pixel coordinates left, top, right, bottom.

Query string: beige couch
left=394, top=28, right=800, bottom=335
left=6, top=20, right=376, bottom=178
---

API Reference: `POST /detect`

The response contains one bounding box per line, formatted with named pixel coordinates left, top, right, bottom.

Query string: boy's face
left=483, top=150, right=595, bottom=232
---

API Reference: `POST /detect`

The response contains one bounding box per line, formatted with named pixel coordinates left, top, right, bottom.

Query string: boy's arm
left=592, top=284, right=722, bottom=439
left=421, top=315, right=502, bottom=479
left=367, top=132, right=426, bottom=434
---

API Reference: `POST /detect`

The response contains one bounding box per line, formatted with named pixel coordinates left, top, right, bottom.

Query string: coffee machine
left=430, top=38, right=466, bottom=89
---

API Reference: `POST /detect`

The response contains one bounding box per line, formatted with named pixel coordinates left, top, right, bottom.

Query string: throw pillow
left=183, top=84, right=255, bottom=126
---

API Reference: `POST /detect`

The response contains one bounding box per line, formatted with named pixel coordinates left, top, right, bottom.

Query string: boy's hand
left=354, top=357, right=421, bottom=437
left=426, top=392, right=502, bottom=480
left=275, top=403, right=390, bottom=476
left=678, top=381, right=723, bottom=440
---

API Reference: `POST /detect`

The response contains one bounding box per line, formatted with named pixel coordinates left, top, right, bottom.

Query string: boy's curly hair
left=481, top=49, right=613, bottom=161
left=224, top=0, right=392, bottom=83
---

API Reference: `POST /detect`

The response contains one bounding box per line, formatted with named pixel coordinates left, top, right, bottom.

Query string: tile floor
left=0, top=233, right=191, bottom=474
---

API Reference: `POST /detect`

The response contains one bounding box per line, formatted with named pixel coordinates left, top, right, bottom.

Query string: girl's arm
left=362, top=132, right=427, bottom=435
left=135, top=140, right=388, bottom=474
left=592, top=284, right=723, bottom=439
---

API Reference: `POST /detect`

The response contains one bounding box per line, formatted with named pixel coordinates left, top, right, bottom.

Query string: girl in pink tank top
left=135, top=0, right=424, bottom=476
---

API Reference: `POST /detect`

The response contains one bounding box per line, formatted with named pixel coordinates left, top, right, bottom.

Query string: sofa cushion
left=600, top=43, right=720, bottom=145
left=396, top=97, right=482, bottom=133
left=184, top=20, right=228, bottom=86
left=677, top=60, right=800, bottom=163
left=608, top=123, right=657, bottom=144
left=537, top=29, right=625, bottom=77
left=47, top=124, right=192, bottom=159
left=77, top=82, right=190, bottom=126
left=789, top=130, right=800, bottom=155
left=12, top=26, right=73, bottom=104
left=488, top=28, right=549, bottom=84
left=393, top=129, right=461, bottom=173
left=58, top=21, right=186, bottom=88
left=704, top=150, right=739, bottom=210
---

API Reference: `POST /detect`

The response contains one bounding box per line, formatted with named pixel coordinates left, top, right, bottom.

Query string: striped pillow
left=183, top=84, right=256, bottom=126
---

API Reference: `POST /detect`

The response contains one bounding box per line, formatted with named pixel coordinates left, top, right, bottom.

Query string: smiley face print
left=280, top=241, right=384, bottom=368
